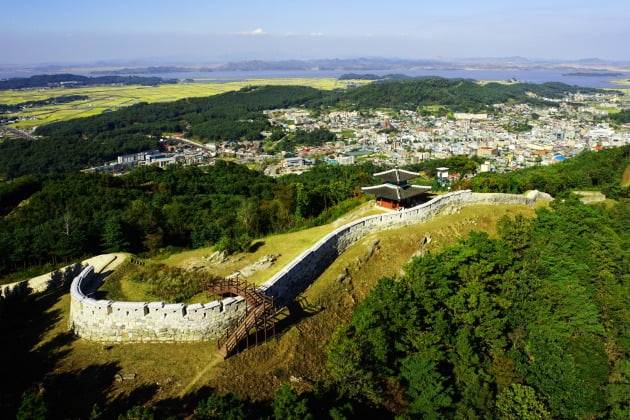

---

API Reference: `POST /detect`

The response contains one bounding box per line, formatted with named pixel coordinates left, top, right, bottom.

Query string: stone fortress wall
left=68, top=190, right=545, bottom=343
left=69, top=265, right=247, bottom=342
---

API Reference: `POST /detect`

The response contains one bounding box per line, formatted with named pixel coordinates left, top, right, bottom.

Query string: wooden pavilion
left=361, top=168, right=431, bottom=209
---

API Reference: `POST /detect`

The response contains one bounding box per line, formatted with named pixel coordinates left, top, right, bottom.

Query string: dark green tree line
left=0, top=162, right=380, bottom=279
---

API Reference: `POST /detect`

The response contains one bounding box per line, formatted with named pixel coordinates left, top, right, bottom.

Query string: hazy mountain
left=3, top=56, right=630, bottom=77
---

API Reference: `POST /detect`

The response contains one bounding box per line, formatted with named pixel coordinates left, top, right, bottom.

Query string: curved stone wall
left=69, top=266, right=247, bottom=342
left=68, top=190, right=540, bottom=342
left=259, top=190, right=536, bottom=306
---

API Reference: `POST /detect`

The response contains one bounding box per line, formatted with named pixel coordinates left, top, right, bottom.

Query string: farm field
left=0, top=77, right=369, bottom=129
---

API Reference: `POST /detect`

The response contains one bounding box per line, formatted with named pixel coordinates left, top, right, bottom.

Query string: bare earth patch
left=573, top=190, right=607, bottom=204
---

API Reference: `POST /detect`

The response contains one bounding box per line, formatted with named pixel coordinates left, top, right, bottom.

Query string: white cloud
left=309, top=32, right=324, bottom=37
left=237, top=28, right=266, bottom=36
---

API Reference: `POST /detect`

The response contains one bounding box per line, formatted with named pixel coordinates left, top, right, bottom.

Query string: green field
left=0, top=78, right=371, bottom=129
left=611, top=78, right=630, bottom=86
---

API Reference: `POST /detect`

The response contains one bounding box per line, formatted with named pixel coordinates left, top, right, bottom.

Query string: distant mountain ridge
left=77, top=57, right=630, bottom=75
left=562, top=72, right=625, bottom=77
left=0, top=74, right=177, bottom=90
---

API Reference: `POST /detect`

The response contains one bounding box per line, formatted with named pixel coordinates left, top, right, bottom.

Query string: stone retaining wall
left=68, top=190, right=542, bottom=342
left=259, top=190, right=536, bottom=306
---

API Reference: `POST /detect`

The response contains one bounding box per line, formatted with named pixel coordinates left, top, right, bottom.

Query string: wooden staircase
left=206, top=278, right=276, bottom=358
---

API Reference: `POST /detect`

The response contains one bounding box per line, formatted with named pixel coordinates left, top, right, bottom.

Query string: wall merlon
left=163, top=303, right=186, bottom=317
left=204, top=300, right=221, bottom=311
left=147, top=301, right=165, bottom=310
left=110, top=301, right=149, bottom=317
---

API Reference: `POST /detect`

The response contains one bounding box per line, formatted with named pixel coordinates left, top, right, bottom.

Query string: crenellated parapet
left=69, top=266, right=246, bottom=342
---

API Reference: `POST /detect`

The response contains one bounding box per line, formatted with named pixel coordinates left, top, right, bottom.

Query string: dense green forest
left=470, top=145, right=630, bottom=198
left=34, top=85, right=324, bottom=140
left=0, top=161, right=379, bottom=280
left=316, top=78, right=606, bottom=111
left=273, top=128, right=337, bottom=151
left=609, top=109, right=630, bottom=125
left=0, top=135, right=160, bottom=179
left=0, top=74, right=176, bottom=90
left=408, top=155, right=482, bottom=179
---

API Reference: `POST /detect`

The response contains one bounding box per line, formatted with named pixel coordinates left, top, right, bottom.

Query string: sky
left=1, top=0, right=628, bottom=65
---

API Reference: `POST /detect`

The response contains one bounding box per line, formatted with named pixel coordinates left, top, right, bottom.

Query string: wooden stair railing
left=207, top=277, right=276, bottom=358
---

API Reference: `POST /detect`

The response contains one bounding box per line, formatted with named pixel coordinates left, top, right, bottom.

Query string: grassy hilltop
left=0, top=199, right=539, bottom=418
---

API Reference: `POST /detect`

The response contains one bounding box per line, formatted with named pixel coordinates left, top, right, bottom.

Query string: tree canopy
left=327, top=197, right=629, bottom=418
left=470, top=145, right=630, bottom=198
left=0, top=161, right=380, bottom=279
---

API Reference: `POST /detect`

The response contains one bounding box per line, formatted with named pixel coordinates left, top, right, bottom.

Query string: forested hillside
left=314, top=78, right=606, bottom=111
left=325, top=197, right=629, bottom=418
left=0, top=74, right=176, bottom=90
left=0, top=85, right=325, bottom=179
left=470, top=145, right=630, bottom=198
left=51, top=144, right=625, bottom=419
left=197, top=146, right=629, bottom=419
left=317, top=147, right=630, bottom=418
left=34, top=85, right=324, bottom=140
left=183, top=148, right=630, bottom=419
left=0, top=162, right=378, bottom=280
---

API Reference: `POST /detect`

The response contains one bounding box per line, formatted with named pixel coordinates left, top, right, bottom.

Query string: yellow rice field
left=0, top=78, right=370, bottom=128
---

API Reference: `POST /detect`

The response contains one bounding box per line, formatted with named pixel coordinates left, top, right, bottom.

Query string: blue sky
left=2, top=0, right=628, bottom=65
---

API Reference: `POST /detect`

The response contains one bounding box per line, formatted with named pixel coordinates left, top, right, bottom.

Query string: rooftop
left=372, top=168, right=420, bottom=183
left=361, top=184, right=431, bottom=201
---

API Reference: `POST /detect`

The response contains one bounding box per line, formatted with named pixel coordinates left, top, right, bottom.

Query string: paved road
left=0, top=126, right=38, bottom=141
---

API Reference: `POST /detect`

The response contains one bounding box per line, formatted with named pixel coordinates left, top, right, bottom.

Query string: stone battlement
left=69, top=265, right=246, bottom=342
left=68, top=190, right=543, bottom=342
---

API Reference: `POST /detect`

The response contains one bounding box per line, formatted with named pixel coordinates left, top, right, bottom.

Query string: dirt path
left=178, top=354, right=223, bottom=398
